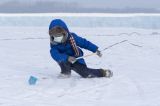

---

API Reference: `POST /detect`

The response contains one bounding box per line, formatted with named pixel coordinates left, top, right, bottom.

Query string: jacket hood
left=49, top=19, right=69, bottom=33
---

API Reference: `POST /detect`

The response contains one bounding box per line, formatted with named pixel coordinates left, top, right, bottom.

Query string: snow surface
left=0, top=26, right=160, bottom=106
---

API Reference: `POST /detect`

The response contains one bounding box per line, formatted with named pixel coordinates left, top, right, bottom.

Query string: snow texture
left=0, top=14, right=160, bottom=106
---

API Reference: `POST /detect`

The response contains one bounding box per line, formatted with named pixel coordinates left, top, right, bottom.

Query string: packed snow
left=0, top=13, right=160, bottom=106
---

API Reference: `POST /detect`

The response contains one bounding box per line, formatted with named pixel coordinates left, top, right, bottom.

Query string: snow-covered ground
left=0, top=26, right=160, bottom=106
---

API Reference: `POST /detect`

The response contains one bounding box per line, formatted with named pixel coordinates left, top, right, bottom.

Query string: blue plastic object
left=28, top=76, right=38, bottom=85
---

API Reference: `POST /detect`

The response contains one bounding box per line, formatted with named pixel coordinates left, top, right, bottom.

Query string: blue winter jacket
left=49, top=19, right=98, bottom=65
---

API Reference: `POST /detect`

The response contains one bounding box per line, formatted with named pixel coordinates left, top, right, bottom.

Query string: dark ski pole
left=76, top=40, right=128, bottom=60
left=102, top=40, right=127, bottom=51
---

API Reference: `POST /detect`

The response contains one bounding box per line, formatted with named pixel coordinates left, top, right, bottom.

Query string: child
left=49, top=19, right=113, bottom=78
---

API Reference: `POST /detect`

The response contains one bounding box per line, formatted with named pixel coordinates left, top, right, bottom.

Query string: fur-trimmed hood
left=49, top=19, right=69, bottom=33
left=49, top=19, right=69, bottom=44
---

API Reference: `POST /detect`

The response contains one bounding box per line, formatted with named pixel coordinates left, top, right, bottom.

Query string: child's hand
left=68, top=56, right=77, bottom=64
left=96, top=50, right=102, bottom=57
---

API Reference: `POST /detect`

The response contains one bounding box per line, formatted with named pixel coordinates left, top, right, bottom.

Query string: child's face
left=49, top=27, right=68, bottom=43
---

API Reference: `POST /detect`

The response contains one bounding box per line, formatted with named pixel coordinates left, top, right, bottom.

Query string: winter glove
left=68, top=56, right=77, bottom=64
left=96, top=50, right=102, bottom=57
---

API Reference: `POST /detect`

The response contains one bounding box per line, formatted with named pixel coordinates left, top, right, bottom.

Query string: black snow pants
left=58, top=62, right=104, bottom=78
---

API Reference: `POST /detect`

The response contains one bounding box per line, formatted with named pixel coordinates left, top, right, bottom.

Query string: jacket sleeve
left=50, top=47, right=68, bottom=63
left=72, top=33, right=98, bottom=53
